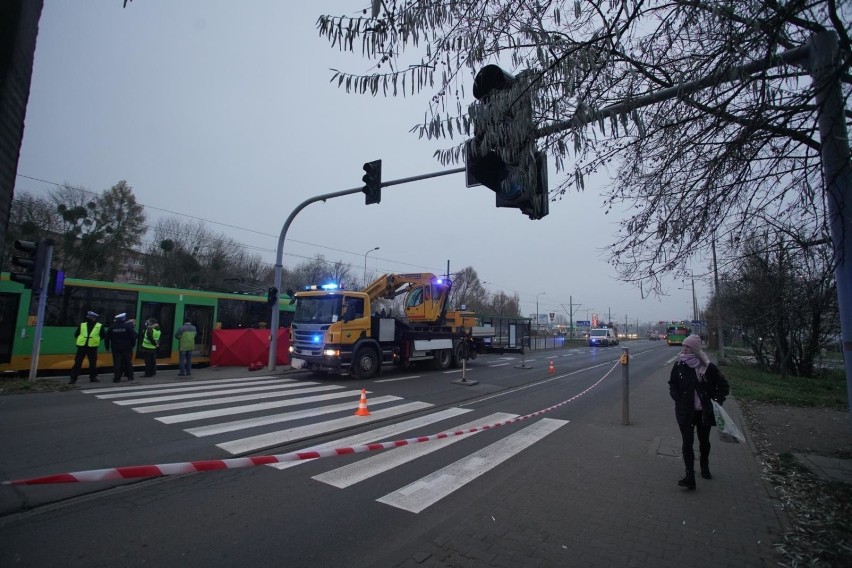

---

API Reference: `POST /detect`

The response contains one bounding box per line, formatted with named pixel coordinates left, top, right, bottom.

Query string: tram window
left=44, top=285, right=137, bottom=326
left=218, top=298, right=269, bottom=329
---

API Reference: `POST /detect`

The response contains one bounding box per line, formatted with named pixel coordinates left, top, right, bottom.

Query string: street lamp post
left=363, top=246, right=379, bottom=285
left=535, top=292, right=546, bottom=333
left=691, top=276, right=698, bottom=323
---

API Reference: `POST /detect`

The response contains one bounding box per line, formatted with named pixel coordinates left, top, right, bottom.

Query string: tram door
left=139, top=301, right=175, bottom=359
left=182, top=304, right=214, bottom=357
left=0, top=293, right=21, bottom=364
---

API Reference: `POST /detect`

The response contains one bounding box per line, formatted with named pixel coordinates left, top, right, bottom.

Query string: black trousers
left=140, top=347, right=157, bottom=376
left=111, top=348, right=134, bottom=380
left=70, top=346, right=99, bottom=380
left=679, top=410, right=711, bottom=471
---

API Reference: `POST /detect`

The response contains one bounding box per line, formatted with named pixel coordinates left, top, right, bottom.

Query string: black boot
left=700, top=457, right=712, bottom=479
left=678, top=470, right=696, bottom=490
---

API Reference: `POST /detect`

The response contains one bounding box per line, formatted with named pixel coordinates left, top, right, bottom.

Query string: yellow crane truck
left=288, top=273, right=495, bottom=379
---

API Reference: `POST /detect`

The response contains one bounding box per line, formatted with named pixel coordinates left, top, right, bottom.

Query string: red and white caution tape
left=3, top=360, right=620, bottom=486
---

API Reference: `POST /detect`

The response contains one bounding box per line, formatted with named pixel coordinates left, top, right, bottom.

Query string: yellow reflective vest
left=142, top=327, right=161, bottom=350
left=76, top=322, right=103, bottom=347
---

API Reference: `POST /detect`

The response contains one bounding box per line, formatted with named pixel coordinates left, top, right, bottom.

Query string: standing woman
left=668, top=334, right=730, bottom=490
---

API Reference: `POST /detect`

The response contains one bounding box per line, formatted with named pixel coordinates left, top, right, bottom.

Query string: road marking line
left=217, top=401, right=433, bottom=455
left=133, top=386, right=352, bottom=414
left=82, top=375, right=290, bottom=394
left=312, top=412, right=517, bottom=489
left=154, top=389, right=362, bottom=424
left=268, top=407, right=472, bottom=470
left=113, top=383, right=341, bottom=406
left=375, top=375, right=421, bottom=383
left=184, top=395, right=402, bottom=437
left=377, top=418, right=568, bottom=513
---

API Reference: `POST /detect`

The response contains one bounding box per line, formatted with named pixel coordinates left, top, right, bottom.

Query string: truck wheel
left=352, top=348, right=379, bottom=379
left=432, top=349, right=452, bottom=370
left=451, top=342, right=467, bottom=368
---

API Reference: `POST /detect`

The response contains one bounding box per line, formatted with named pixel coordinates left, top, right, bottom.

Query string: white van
left=588, top=328, right=618, bottom=347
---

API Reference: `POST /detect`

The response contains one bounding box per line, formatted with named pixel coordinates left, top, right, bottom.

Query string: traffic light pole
left=28, top=240, right=54, bottom=381
left=267, top=165, right=465, bottom=370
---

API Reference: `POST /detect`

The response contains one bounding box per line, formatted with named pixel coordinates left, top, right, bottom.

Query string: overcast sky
left=14, top=0, right=708, bottom=329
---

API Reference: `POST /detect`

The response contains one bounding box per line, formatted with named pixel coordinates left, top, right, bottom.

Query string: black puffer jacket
left=668, top=360, right=730, bottom=427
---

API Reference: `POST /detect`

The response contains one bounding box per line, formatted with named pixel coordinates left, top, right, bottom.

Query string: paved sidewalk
left=384, top=363, right=789, bottom=568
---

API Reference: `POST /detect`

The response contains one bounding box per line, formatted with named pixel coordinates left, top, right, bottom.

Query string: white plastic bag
left=712, top=400, right=746, bottom=443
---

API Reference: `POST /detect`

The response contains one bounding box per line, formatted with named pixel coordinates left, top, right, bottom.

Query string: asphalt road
left=0, top=341, right=677, bottom=567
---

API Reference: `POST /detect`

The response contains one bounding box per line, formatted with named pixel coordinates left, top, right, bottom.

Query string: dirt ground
left=746, top=403, right=852, bottom=458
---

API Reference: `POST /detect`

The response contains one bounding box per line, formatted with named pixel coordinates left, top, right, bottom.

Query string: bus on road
left=666, top=323, right=691, bottom=346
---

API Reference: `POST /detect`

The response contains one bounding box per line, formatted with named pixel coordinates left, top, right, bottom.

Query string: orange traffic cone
left=354, top=389, right=371, bottom=416
left=548, top=360, right=555, bottom=374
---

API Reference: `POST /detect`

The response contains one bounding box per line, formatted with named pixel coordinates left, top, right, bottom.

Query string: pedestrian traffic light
left=362, top=160, right=382, bottom=205
left=9, top=240, right=46, bottom=290
left=267, top=287, right=278, bottom=307
left=48, top=268, right=65, bottom=297
left=466, top=142, right=549, bottom=220
left=466, top=65, right=548, bottom=220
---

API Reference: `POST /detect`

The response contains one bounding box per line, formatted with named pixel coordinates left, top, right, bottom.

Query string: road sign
left=576, top=320, right=590, bottom=327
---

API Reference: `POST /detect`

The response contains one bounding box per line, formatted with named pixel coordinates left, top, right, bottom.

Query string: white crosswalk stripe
left=133, top=386, right=357, bottom=414
left=268, top=407, right=473, bottom=470
left=112, top=383, right=340, bottom=406
left=156, top=390, right=372, bottom=424
left=312, top=412, right=517, bottom=489
left=185, top=395, right=402, bottom=437
left=376, top=418, right=568, bottom=513
left=80, top=376, right=569, bottom=514
left=217, top=401, right=433, bottom=454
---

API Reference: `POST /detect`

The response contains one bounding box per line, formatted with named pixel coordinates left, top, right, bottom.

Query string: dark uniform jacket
left=105, top=321, right=138, bottom=351
left=668, top=360, right=730, bottom=427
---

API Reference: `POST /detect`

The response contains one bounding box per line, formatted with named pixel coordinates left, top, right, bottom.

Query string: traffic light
left=362, top=159, right=382, bottom=205
left=267, top=287, right=279, bottom=307
left=529, top=151, right=549, bottom=220
left=10, top=240, right=46, bottom=290
left=48, top=268, right=65, bottom=297
left=466, top=64, right=548, bottom=220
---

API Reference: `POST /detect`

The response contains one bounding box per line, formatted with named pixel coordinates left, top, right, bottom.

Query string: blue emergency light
left=303, top=282, right=342, bottom=291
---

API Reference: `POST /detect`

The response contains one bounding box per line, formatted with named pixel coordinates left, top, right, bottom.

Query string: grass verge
left=720, top=363, right=847, bottom=409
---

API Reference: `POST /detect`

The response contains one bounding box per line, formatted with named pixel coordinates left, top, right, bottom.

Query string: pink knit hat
left=682, top=334, right=702, bottom=351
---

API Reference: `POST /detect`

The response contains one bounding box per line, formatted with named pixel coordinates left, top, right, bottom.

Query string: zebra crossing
left=81, top=375, right=567, bottom=513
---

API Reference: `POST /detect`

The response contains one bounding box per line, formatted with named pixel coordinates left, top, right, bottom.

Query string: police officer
left=140, top=318, right=161, bottom=377
left=105, top=313, right=138, bottom=382
left=69, top=311, right=105, bottom=385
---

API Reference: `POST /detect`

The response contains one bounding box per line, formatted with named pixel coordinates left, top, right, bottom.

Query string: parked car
left=648, top=333, right=660, bottom=341
left=588, top=328, right=618, bottom=346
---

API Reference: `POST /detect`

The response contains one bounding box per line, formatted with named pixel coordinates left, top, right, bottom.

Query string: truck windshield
left=590, top=329, right=608, bottom=337
left=294, top=296, right=343, bottom=324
